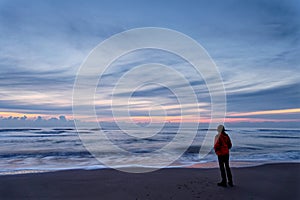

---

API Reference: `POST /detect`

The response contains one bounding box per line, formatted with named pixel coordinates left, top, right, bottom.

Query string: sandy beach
left=0, top=163, right=299, bottom=200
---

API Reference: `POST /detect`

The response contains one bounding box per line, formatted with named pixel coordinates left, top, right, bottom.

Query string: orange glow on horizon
left=228, top=108, right=300, bottom=117
left=224, top=117, right=300, bottom=123
left=1, top=108, right=299, bottom=124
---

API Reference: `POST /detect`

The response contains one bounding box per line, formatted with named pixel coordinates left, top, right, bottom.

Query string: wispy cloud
left=0, top=0, right=299, bottom=126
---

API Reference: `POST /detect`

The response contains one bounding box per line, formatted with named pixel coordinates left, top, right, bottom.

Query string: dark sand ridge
left=0, top=163, right=299, bottom=200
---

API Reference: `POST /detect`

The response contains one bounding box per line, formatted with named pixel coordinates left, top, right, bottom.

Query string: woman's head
left=217, top=125, right=225, bottom=133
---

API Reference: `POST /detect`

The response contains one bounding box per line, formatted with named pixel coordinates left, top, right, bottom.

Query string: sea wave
left=0, top=127, right=299, bottom=174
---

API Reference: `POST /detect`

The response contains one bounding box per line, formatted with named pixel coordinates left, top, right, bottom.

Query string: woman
left=214, top=125, right=233, bottom=187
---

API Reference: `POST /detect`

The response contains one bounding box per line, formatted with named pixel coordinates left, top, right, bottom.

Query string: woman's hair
left=217, top=125, right=225, bottom=133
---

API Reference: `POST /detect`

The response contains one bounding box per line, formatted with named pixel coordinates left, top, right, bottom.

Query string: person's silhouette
left=214, top=125, right=233, bottom=187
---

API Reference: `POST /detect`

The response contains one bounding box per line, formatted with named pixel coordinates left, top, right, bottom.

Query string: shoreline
left=1, top=160, right=299, bottom=176
left=0, top=162, right=299, bottom=200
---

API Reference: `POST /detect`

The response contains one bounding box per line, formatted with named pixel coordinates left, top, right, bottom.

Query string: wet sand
left=0, top=163, right=299, bottom=200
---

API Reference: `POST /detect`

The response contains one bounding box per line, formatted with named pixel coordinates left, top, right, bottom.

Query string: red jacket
left=214, top=132, right=232, bottom=156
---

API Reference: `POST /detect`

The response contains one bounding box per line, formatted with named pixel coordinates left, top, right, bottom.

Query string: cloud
left=0, top=0, right=299, bottom=125
left=226, top=82, right=300, bottom=112
left=0, top=115, right=74, bottom=127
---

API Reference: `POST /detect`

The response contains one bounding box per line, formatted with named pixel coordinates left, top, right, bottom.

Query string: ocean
left=0, top=127, right=299, bottom=174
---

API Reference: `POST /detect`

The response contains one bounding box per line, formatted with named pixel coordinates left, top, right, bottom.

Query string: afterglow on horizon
left=0, top=0, right=299, bottom=127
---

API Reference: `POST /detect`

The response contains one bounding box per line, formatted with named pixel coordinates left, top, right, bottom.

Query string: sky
left=0, top=0, right=299, bottom=127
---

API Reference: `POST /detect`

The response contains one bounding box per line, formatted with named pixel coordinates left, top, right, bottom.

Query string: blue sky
left=0, top=0, right=299, bottom=127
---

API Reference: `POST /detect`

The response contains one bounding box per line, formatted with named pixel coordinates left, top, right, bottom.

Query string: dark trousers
left=218, top=154, right=232, bottom=183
